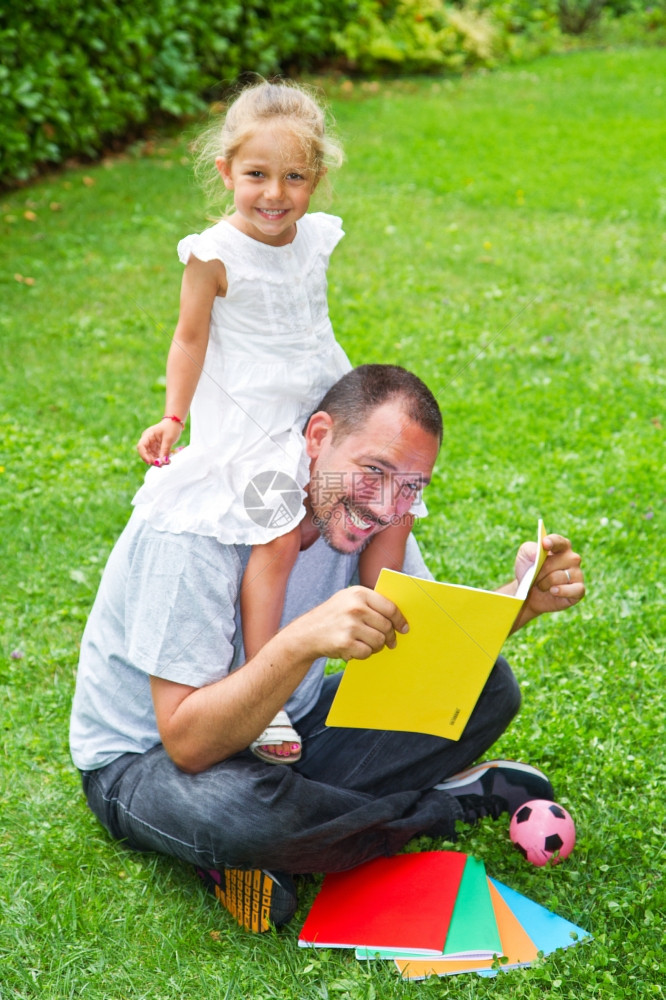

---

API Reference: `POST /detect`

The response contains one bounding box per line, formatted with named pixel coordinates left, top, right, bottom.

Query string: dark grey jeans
left=81, top=657, right=520, bottom=874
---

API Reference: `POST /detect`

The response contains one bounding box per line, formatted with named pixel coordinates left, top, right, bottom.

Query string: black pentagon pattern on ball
left=514, top=802, right=566, bottom=825
left=514, top=804, right=533, bottom=824
left=544, top=833, right=564, bottom=851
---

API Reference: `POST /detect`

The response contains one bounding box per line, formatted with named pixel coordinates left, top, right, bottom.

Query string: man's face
left=304, top=400, right=440, bottom=554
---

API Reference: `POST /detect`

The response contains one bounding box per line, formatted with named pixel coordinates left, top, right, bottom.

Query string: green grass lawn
left=1, top=46, right=665, bottom=998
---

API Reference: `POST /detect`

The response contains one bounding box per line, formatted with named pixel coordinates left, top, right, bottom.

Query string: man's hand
left=511, top=533, right=584, bottom=632
left=295, top=586, right=409, bottom=663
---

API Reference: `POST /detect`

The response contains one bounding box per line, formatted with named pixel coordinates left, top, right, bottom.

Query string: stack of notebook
left=298, top=851, right=590, bottom=980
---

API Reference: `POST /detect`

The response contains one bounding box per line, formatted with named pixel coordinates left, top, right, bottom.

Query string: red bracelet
left=163, top=414, right=184, bottom=428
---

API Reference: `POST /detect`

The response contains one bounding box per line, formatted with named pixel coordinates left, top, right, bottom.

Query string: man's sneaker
left=196, top=866, right=298, bottom=932
left=434, top=759, right=554, bottom=824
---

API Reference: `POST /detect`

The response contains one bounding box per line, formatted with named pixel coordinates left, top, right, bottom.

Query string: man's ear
left=216, top=157, right=234, bottom=190
left=304, top=411, right=334, bottom=459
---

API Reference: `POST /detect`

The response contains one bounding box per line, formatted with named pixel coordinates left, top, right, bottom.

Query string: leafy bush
left=0, top=0, right=351, bottom=184
left=332, top=1, right=563, bottom=74
left=331, top=0, right=499, bottom=73
left=232, top=0, right=356, bottom=73
left=1, top=0, right=227, bottom=182
left=558, top=0, right=605, bottom=33
left=475, top=1, right=562, bottom=60
left=602, top=0, right=661, bottom=13
left=597, top=0, right=666, bottom=40
left=557, top=0, right=666, bottom=35
left=0, top=0, right=661, bottom=185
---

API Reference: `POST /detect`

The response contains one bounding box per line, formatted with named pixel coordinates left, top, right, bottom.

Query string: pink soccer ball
left=510, top=799, right=576, bottom=867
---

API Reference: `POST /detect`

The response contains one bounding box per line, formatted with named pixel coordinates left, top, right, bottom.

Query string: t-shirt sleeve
left=124, top=529, right=241, bottom=688
left=401, top=534, right=434, bottom=581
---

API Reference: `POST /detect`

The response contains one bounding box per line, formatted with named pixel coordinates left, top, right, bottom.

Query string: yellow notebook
left=326, top=521, right=547, bottom=741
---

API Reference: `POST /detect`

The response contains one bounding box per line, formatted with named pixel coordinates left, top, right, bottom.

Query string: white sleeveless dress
left=132, top=213, right=352, bottom=544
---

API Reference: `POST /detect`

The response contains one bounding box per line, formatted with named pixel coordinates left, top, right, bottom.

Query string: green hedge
left=0, top=0, right=351, bottom=184
left=332, top=1, right=562, bottom=75
left=2, top=0, right=663, bottom=185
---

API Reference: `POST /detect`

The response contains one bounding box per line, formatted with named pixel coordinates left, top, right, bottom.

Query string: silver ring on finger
left=565, top=569, right=571, bottom=583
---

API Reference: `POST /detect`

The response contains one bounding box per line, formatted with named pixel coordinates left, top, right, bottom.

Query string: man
left=70, top=365, right=584, bottom=932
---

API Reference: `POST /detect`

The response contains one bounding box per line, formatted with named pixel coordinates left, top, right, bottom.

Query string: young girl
left=135, top=80, right=420, bottom=765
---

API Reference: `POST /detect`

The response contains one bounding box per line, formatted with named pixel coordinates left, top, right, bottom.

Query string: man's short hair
left=316, top=364, right=443, bottom=444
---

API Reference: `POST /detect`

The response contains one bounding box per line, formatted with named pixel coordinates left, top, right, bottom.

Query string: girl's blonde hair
left=193, top=79, right=344, bottom=206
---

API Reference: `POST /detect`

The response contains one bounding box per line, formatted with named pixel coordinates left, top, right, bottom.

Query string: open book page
left=515, top=519, right=547, bottom=600
left=326, top=521, right=547, bottom=741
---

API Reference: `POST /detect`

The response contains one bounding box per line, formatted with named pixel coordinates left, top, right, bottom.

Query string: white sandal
left=250, top=709, right=302, bottom=765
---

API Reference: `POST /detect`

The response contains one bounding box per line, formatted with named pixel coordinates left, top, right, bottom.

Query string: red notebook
left=298, top=851, right=467, bottom=954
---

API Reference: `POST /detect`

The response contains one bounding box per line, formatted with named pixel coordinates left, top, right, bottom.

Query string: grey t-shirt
left=69, top=510, right=431, bottom=771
